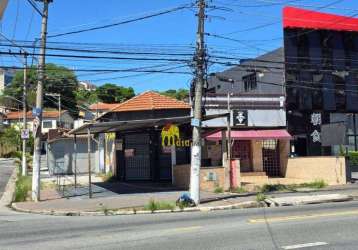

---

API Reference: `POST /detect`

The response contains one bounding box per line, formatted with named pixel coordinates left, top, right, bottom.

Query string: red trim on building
left=283, top=6, right=358, bottom=32
left=206, top=129, right=292, bottom=141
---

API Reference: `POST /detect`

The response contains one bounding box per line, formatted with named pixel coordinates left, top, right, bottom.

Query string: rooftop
left=5, top=110, right=68, bottom=120
left=89, top=102, right=121, bottom=111
left=107, top=91, right=190, bottom=113
left=283, top=6, right=358, bottom=32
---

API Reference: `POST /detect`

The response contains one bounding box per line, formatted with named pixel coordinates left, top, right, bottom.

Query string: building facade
left=284, top=7, right=358, bottom=156
left=4, top=110, right=74, bottom=134
left=98, top=91, right=191, bottom=181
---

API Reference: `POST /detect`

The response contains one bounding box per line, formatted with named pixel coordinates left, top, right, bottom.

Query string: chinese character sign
left=310, top=113, right=321, bottom=143
left=311, top=113, right=322, bottom=126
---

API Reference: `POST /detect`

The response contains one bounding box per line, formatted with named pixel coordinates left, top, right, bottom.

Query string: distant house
left=4, top=110, right=74, bottom=134
left=74, top=102, right=121, bottom=129
left=78, top=81, right=97, bottom=91
left=89, top=102, right=121, bottom=118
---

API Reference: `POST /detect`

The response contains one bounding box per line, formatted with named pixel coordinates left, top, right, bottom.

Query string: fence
left=0, top=143, right=17, bottom=157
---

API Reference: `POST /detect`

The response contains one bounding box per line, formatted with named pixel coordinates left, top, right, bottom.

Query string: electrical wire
left=47, top=4, right=194, bottom=39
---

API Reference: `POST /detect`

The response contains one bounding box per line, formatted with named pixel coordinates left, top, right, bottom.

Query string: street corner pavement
left=265, top=194, right=353, bottom=207
left=0, top=158, right=17, bottom=208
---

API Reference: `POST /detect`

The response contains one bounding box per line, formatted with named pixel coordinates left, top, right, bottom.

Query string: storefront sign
left=310, top=113, right=322, bottom=143
left=233, top=110, right=248, bottom=126
left=161, top=124, right=191, bottom=147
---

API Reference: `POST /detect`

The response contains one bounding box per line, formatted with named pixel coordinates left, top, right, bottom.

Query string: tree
left=4, top=63, right=78, bottom=115
left=95, top=83, right=135, bottom=103
left=160, top=88, right=189, bottom=100
left=74, top=88, right=98, bottom=105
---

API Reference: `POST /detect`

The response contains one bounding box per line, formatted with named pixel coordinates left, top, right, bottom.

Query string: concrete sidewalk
left=11, top=183, right=358, bottom=215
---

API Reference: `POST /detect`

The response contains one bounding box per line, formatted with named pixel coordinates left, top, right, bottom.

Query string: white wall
left=202, top=109, right=286, bottom=128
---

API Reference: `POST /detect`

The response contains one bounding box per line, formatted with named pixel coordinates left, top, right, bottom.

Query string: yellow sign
left=161, top=124, right=190, bottom=147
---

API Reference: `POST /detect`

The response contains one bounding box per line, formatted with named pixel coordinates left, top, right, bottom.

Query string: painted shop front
left=97, top=91, right=192, bottom=182
left=115, top=124, right=191, bottom=181
left=202, top=94, right=291, bottom=178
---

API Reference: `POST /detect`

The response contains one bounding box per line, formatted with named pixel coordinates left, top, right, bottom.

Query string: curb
left=10, top=194, right=358, bottom=217
left=265, top=194, right=354, bottom=207
left=11, top=200, right=261, bottom=216
left=0, top=166, right=17, bottom=207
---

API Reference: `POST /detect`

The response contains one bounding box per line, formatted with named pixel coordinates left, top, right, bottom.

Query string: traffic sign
left=32, top=107, right=42, bottom=117
left=21, top=129, right=30, bottom=140
left=191, top=118, right=201, bottom=127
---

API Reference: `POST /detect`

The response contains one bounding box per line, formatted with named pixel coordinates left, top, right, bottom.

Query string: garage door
left=125, top=134, right=151, bottom=180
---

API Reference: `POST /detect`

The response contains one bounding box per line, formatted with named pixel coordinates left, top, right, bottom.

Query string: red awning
left=206, top=129, right=292, bottom=141
left=283, top=6, right=358, bottom=33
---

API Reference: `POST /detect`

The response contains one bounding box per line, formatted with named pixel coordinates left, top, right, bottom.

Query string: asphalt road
left=1, top=200, right=358, bottom=250
left=0, top=159, right=15, bottom=199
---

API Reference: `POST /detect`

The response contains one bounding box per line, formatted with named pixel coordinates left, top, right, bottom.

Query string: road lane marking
left=166, top=226, right=202, bottom=233
left=282, top=242, right=328, bottom=249
left=248, top=210, right=358, bottom=223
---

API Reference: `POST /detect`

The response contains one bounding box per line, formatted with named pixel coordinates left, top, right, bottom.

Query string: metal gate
left=125, top=133, right=151, bottom=180
left=262, top=140, right=280, bottom=177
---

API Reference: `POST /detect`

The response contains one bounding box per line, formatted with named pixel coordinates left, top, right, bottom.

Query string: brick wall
left=285, top=156, right=347, bottom=185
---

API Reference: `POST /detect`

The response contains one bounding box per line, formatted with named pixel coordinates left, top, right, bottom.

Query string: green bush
left=348, top=151, right=358, bottom=166
left=256, top=193, right=267, bottom=202
left=230, top=186, right=247, bottom=193
left=214, top=186, right=224, bottom=194
left=144, top=199, right=175, bottom=212
left=14, top=175, right=32, bottom=202
left=300, top=180, right=327, bottom=189
left=260, top=184, right=289, bottom=193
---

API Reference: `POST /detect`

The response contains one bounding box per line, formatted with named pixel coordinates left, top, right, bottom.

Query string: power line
left=26, top=0, right=43, bottom=17
left=12, top=0, right=19, bottom=40
left=47, top=4, right=194, bottom=39
left=218, top=0, right=347, bottom=36
left=0, top=50, right=192, bottom=63
left=0, top=43, right=194, bottom=57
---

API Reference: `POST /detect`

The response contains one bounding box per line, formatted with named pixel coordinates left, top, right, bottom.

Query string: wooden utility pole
left=32, top=0, right=51, bottom=201
left=190, top=0, right=206, bottom=205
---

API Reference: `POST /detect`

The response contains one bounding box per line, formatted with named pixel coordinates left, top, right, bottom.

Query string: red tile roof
left=109, top=91, right=190, bottom=113
left=89, top=102, right=121, bottom=111
left=5, top=110, right=67, bottom=120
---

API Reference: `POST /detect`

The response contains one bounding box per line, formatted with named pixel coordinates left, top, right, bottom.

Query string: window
left=242, top=72, right=257, bottom=91
left=42, top=121, right=53, bottom=128
left=330, top=113, right=358, bottom=151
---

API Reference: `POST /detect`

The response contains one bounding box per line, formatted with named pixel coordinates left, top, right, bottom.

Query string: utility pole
left=190, top=0, right=206, bottom=205
left=22, top=53, right=28, bottom=176
left=58, top=94, right=61, bottom=124
left=32, top=0, right=51, bottom=202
